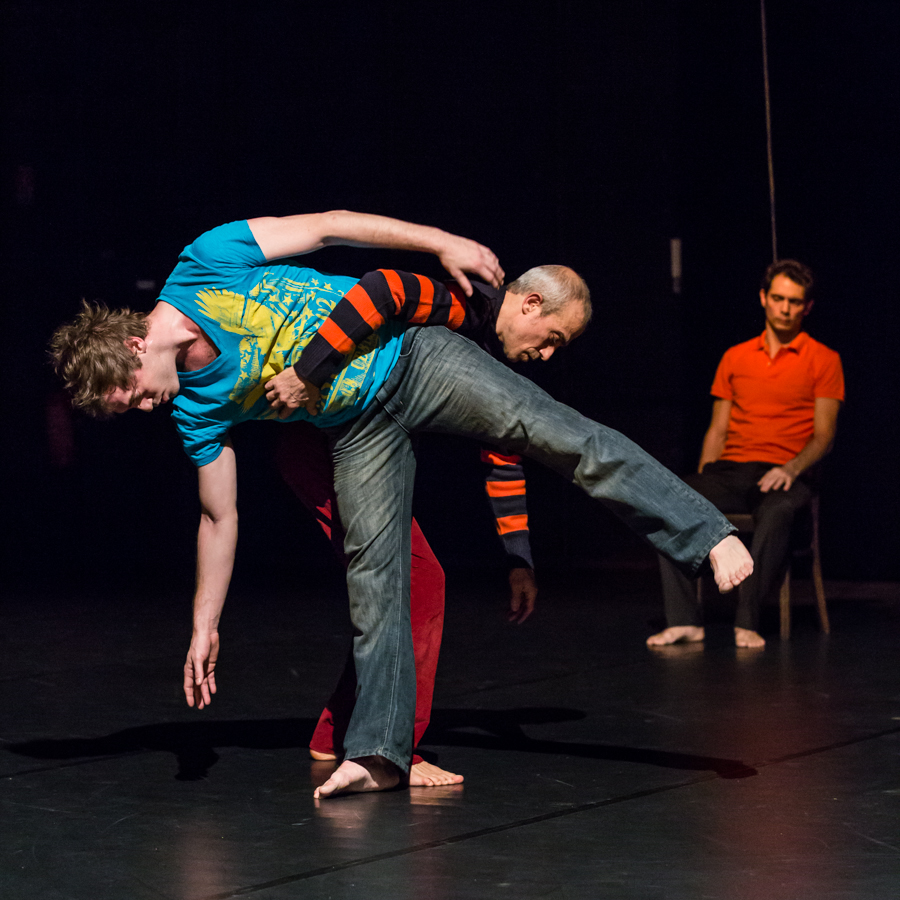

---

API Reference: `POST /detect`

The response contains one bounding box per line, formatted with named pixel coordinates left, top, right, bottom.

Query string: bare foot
left=734, top=627, right=765, bottom=649
left=646, top=625, right=705, bottom=647
left=709, top=535, right=754, bottom=593
left=409, top=760, right=464, bottom=786
left=309, top=748, right=337, bottom=761
left=313, top=756, right=401, bottom=799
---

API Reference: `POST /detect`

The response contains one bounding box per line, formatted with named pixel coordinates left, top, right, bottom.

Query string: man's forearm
left=249, top=212, right=502, bottom=292
left=293, top=269, right=469, bottom=387
left=783, top=435, right=833, bottom=479
left=192, top=512, right=238, bottom=632
left=698, top=433, right=726, bottom=471
left=318, top=210, right=457, bottom=254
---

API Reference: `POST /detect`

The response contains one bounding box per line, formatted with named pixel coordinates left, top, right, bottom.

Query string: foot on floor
left=734, top=627, right=765, bottom=649
left=313, top=756, right=401, bottom=799
left=409, top=760, right=464, bottom=786
left=647, top=626, right=705, bottom=647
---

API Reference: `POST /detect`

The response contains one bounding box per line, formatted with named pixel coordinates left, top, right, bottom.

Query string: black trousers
left=658, top=460, right=812, bottom=631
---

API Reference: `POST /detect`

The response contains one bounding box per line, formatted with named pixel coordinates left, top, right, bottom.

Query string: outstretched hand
left=507, top=567, right=537, bottom=623
left=438, top=234, right=505, bottom=296
left=265, top=368, right=320, bottom=418
left=184, top=630, right=220, bottom=709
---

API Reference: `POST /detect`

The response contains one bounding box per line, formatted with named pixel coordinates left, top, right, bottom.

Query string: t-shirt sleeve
left=171, top=407, right=229, bottom=468
left=183, top=220, right=266, bottom=273
left=709, top=350, right=734, bottom=400
left=814, top=349, right=845, bottom=401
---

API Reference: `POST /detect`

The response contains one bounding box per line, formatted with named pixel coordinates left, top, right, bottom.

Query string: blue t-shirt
left=160, top=220, right=404, bottom=466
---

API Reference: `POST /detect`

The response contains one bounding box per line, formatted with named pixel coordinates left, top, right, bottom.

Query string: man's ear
left=759, top=289, right=768, bottom=308
left=522, top=292, right=544, bottom=315
left=124, top=336, right=147, bottom=355
left=801, top=299, right=814, bottom=317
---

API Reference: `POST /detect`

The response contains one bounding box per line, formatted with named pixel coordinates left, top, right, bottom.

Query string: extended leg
left=380, top=329, right=741, bottom=579
left=316, top=328, right=750, bottom=795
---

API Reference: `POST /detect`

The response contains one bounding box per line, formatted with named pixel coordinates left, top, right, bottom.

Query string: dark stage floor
left=2, top=570, right=899, bottom=899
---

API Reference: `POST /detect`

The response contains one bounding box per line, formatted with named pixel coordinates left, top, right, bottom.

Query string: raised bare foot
left=709, top=535, right=754, bottom=593
left=409, top=760, right=464, bottom=786
left=646, top=625, right=705, bottom=647
left=313, top=756, right=401, bottom=799
left=309, top=748, right=338, bottom=761
left=734, top=627, right=765, bottom=649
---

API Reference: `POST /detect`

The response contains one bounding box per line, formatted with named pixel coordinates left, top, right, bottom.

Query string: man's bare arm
left=697, top=399, right=732, bottom=472
left=247, top=211, right=503, bottom=295
left=758, top=397, right=841, bottom=492
left=184, top=441, right=238, bottom=709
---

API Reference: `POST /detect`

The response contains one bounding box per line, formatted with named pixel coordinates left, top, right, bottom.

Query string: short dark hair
left=761, top=259, right=814, bottom=300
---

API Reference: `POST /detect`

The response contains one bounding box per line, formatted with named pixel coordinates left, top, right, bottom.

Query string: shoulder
left=802, top=334, right=841, bottom=364
left=716, top=337, right=758, bottom=371
left=725, top=336, right=761, bottom=357
left=182, top=220, right=266, bottom=270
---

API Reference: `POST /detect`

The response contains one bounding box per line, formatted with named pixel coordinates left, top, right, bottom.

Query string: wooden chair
left=713, top=497, right=829, bottom=639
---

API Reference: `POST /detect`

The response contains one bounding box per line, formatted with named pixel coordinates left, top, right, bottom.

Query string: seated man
left=647, top=260, right=844, bottom=650
left=51, top=214, right=753, bottom=798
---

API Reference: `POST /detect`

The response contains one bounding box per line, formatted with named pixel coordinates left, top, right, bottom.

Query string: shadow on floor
left=7, top=707, right=757, bottom=781
left=422, top=707, right=757, bottom=779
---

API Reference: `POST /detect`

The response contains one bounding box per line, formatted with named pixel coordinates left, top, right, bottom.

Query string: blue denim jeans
left=329, top=327, right=735, bottom=769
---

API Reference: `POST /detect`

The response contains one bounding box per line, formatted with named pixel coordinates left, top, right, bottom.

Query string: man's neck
left=147, top=301, right=216, bottom=371
left=764, top=323, right=803, bottom=358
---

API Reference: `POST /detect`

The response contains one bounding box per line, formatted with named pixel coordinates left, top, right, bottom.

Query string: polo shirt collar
left=756, top=330, right=809, bottom=355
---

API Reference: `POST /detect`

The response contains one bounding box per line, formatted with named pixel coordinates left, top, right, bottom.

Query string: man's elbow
left=200, top=508, right=238, bottom=529
left=319, top=210, right=354, bottom=245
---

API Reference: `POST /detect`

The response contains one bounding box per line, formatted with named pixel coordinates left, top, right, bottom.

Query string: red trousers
left=274, top=422, right=445, bottom=767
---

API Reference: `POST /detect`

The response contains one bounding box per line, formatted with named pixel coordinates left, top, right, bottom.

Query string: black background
left=3, top=1, right=897, bottom=595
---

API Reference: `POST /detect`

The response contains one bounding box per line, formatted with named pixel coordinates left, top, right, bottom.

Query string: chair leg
left=812, top=544, right=830, bottom=635
left=779, top=568, right=791, bottom=640
left=809, top=496, right=830, bottom=635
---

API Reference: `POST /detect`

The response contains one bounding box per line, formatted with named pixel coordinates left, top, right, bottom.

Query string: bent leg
left=736, top=480, right=813, bottom=631
left=409, top=518, right=445, bottom=757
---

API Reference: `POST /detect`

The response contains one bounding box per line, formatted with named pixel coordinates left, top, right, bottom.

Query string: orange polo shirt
left=711, top=331, right=844, bottom=465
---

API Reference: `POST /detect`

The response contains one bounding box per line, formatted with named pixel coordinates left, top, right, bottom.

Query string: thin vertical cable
left=761, top=0, right=778, bottom=261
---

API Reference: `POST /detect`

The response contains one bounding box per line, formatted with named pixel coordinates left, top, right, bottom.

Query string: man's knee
left=683, top=472, right=720, bottom=506
left=753, top=485, right=812, bottom=540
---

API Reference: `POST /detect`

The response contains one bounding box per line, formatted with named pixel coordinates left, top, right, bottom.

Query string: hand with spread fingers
left=437, top=234, right=505, bottom=296
left=757, top=464, right=795, bottom=492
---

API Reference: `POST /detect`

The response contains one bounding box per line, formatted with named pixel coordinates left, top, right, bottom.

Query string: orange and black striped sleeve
left=480, top=449, right=534, bottom=570
left=293, top=269, right=471, bottom=386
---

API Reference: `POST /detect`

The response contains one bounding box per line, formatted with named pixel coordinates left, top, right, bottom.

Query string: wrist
left=192, top=605, right=221, bottom=633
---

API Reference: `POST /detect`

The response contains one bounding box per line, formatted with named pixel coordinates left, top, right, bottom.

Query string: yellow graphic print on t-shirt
left=194, top=273, right=381, bottom=418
